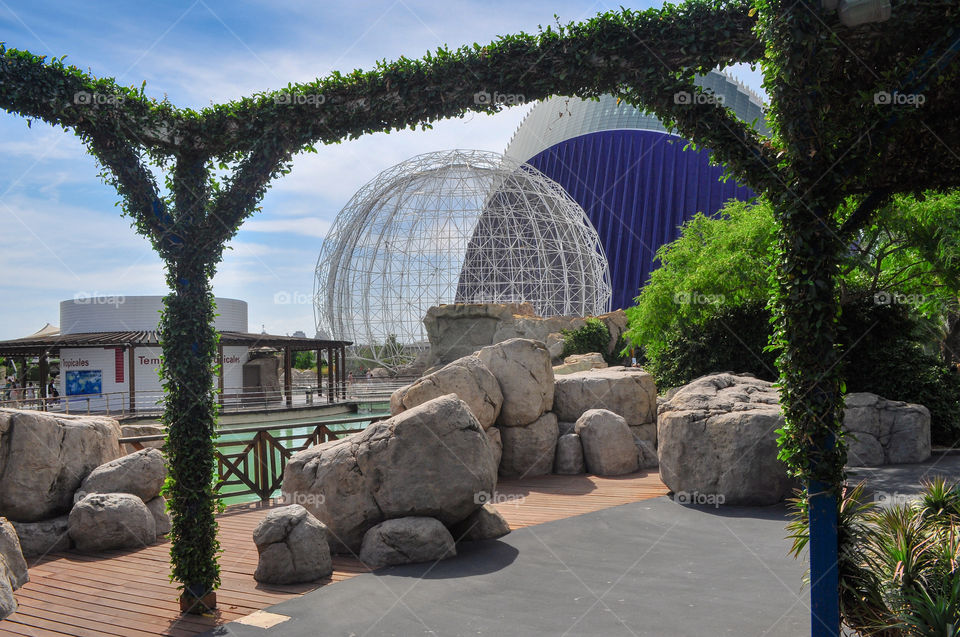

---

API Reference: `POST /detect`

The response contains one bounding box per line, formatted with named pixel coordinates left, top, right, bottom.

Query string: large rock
left=844, top=393, right=931, bottom=466
left=658, top=374, right=793, bottom=505
left=68, top=493, right=156, bottom=552
left=356, top=394, right=497, bottom=524
left=253, top=505, right=332, bottom=584
left=75, top=448, right=167, bottom=504
left=486, top=427, right=502, bottom=476
left=0, top=518, right=27, bottom=589
left=498, top=412, right=558, bottom=478
left=281, top=436, right=381, bottom=554
left=450, top=504, right=511, bottom=542
left=10, top=516, right=71, bottom=557
left=554, top=434, right=586, bottom=474
left=0, top=410, right=121, bottom=521
left=359, top=517, right=456, bottom=568
left=283, top=394, right=496, bottom=553
left=390, top=356, right=503, bottom=429
left=553, top=367, right=657, bottom=438
left=145, top=497, right=171, bottom=536
left=478, top=338, right=554, bottom=426
left=575, top=410, right=640, bottom=476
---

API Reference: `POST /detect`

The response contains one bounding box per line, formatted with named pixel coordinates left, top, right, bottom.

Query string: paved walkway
left=207, top=498, right=809, bottom=637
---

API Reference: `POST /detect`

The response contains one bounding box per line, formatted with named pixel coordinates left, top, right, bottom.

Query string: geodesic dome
left=314, top=149, right=611, bottom=371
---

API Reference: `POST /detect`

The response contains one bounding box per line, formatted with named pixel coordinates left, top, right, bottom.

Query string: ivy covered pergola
left=2, top=0, right=959, bottom=631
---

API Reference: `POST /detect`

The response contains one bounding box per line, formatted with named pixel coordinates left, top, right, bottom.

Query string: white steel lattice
left=314, top=149, right=611, bottom=371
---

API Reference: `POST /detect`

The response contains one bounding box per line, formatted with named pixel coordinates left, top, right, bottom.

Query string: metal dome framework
left=314, top=149, right=611, bottom=370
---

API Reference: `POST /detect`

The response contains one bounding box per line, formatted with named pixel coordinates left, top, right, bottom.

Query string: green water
left=216, top=405, right=390, bottom=505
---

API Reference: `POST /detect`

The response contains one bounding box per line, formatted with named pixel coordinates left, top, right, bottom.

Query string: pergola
left=0, top=330, right=350, bottom=408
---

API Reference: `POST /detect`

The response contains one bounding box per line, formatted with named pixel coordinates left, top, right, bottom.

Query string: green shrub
left=561, top=318, right=610, bottom=360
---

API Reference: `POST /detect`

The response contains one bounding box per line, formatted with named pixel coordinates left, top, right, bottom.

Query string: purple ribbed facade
left=525, top=129, right=756, bottom=310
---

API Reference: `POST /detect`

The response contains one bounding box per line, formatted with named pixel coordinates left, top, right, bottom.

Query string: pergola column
left=283, top=346, right=292, bottom=407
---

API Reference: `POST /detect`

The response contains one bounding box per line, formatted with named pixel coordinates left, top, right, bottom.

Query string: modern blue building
left=503, top=72, right=769, bottom=311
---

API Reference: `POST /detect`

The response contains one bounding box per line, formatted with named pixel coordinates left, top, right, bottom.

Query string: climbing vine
left=1, top=0, right=958, bottom=616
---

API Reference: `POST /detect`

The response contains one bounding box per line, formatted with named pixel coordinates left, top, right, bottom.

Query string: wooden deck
left=0, top=471, right=668, bottom=637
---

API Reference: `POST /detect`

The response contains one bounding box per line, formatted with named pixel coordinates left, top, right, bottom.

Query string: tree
left=3, top=0, right=959, bottom=628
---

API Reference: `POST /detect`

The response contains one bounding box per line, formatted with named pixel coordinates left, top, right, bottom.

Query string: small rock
left=575, top=409, right=639, bottom=476
left=253, top=505, right=332, bottom=585
left=359, top=517, right=456, bottom=569
left=0, top=518, right=27, bottom=589
left=75, top=448, right=167, bottom=504
left=68, top=493, right=156, bottom=552
left=145, top=497, right=171, bottom=536
left=554, top=434, right=586, bottom=474
left=450, top=504, right=511, bottom=542
left=11, top=516, right=71, bottom=557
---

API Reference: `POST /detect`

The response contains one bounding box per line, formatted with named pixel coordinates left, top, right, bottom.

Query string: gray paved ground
left=208, top=497, right=809, bottom=637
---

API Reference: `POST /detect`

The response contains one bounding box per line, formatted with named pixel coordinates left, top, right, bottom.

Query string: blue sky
left=0, top=0, right=764, bottom=340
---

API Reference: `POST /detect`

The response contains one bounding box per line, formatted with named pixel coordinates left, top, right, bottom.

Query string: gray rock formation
left=498, top=412, right=558, bottom=478
left=553, top=352, right=607, bottom=375
left=10, top=516, right=71, bottom=557
left=0, top=517, right=27, bottom=621
left=390, top=355, right=503, bottom=429
left=478, top=338, right=554, bottom=427
left=0, top=409, right=121, bottom=521
left=658, top=374, right=793, bottom=505
left=283, top=394, right=496, bottom=553
left=554, top=433, right=586, bottom=475
left=359, top=517, right=456, bottom=568
left=75, top=448, right=166, bottom=504
left=486, top=427, right=502, bottom=476
left=450, top=504, right=511, bottom=542
left=575, top=409, right=640, bottom=476
left=68, top=493, right=156, bottom=552
left=253, top=505, right=332, bottom=585
left=554, top=366, right=657, bottom=431
left=844, top=393, right=931, bottom=466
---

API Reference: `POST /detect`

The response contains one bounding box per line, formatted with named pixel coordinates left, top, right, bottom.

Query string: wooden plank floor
left=0, top=471, right=667, bottom=637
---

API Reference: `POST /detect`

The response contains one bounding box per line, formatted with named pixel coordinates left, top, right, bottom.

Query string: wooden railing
left=119, top=414, right=387, bottom=501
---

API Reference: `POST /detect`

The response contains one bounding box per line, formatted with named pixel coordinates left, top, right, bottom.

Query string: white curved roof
left=504, top=70, right=768, bottom=163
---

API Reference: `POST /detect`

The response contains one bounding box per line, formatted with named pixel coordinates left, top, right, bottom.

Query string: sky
left=0, top=0, right=765, bottom=341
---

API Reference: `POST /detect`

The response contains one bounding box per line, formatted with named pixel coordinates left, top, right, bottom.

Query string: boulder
left=10, top=516, right=71, bottom=557
left=450, top=504, right=511, bottom=542
left=554, top=434, right=586, bottom=475
left=359, top=517, right=455, bottom=568
left=658, top=373, right=793, bottom=505
left=281, top=436, right=381, bottom=554
left=498, top=412, right=558, bottom=478
left=553, top=367, right=657, bottom=433
left=486, top=427, right=502, bottom=475
left=0, top=409, right=121, bottom=521
left=843, top=393, right=931, bottom=466
left=553, top=352, right=607, bottom=375
left=145, top=497, right=171, bottom=536
left=75, top=448, right=166, bottom=504
left=390, top=356, right=503, bottom=429
left=356, top=394, right=497, bottom=525
left=0, top=518, right=27, bottom=589
left=68, top=493, right=156, bottom=552
left=283, top=394, right=496, bottom=553
left=0, top=558, right=15, bottom=620
left=575, top=410, right=640, bottom=476
left=120, top=424, right=165, bottom=455
left=477, top=338, right=554, bottom=426
left=253, top=505, right=332, bottom=585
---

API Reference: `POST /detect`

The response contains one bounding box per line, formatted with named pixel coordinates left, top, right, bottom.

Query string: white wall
left=60, top=296, right=248, bottom=334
